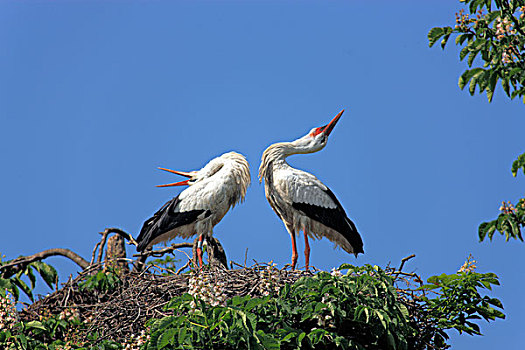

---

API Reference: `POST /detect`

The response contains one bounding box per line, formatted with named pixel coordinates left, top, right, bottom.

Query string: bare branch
left=176, top=260, right=191, bottom=275
left=97, top=230, right=110, bottom=264
left=131, top=242, right=194, bottom=273
left=398, top=254, right=416, bottom=272
left=132, top=242, right=193, bottom=259
left=100, top=227, right=138, bottom=247
left=0, top=248, right=89, bottom=278
left=90, top=242, right=102, bottom=266
left=91, top=228, right=137, bottom=266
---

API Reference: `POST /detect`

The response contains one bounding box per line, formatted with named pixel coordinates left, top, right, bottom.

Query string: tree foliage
left=0, top=256, right=58, bottom=302
left=478, top=153, right=525, bottom=242
left=429, top=0, right=525, bottom=243
left=0, top=257, right=505, bottom=349
left=143, top=264, right=503, bottom=350
left=429, top=0, right=525, bottom=102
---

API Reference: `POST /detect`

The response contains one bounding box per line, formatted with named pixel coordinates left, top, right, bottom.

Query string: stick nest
left=20, top=264, right=311, bottom=343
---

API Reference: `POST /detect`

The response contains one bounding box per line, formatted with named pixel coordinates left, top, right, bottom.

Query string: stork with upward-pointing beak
left=136, top=152, right=251, bottom=267
left=259, top=110, right=364, bottom=270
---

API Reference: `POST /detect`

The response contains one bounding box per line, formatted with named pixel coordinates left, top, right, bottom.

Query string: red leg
left=196, top=235, right=204, bottom=268
left=304, top=230, right=310, bottom=271
left=290, top=231, right=298, bottom=270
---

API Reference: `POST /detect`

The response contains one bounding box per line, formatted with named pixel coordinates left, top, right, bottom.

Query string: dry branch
left=0, top=248, right=89, bottom=278
left=132, top=242, right=193, bottom=259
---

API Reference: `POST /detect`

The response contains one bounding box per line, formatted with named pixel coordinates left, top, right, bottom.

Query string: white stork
left=259, top=110, right=363, bottom=270
left=136, top=152, right=251, bottom=267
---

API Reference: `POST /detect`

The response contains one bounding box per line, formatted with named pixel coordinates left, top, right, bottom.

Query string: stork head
left=156, top=155, right=230, bottom=187
left=156, top=168, right=199, bottom=187
left=290, top=109, right=343, bottom=154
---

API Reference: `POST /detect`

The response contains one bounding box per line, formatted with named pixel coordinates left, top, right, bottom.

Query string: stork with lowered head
left=136, top=151, right=251, bottom=267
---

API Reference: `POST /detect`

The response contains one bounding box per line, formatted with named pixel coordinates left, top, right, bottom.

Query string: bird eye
left=311, top=127, right=324, bottom=137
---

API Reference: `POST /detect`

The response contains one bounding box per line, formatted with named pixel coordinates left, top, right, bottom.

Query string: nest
left=20, top=263, right=311, bottom=343
left=17, top=238, right=436, bottom=348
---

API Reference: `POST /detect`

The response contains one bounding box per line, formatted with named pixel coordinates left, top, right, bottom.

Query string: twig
left=90, top=228, right=136, bottom=266
left=100, top=227, right=138, bottom=246
left=90, top=242, right=101, bottom=266
left=133, top=242, right=193, bottom=258
left=398, top=254, right=416, bottom=272
left=230, top=261, right=244, bottom=269
left=176, top=260, right=191, bottom=275
left=146, top=263, right=178, bottom=275
left=96, top=230, right=111, bottom=264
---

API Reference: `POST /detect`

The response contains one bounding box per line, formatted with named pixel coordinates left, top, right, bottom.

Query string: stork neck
left=259, top=142, right=297, bottom=182
left=267, top=143, right=298, bottom=163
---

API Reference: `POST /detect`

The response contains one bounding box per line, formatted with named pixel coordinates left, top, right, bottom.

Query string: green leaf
left=459, top=68, right=483, bottom=90
left=297, top=332, right=306, bottom=345
left=32, top=261, right=58, bottom=290
left=441, top=32, right=452, bottom=49
left=456, top=34, right=466, bottom=45
left=467, top=68, right=485, bottom=95
left=18, top=333, right=28, bottom=349
left=25, top=266, right=36, bottom=290
left=157, top=328, right=176, bottom=349
left=12, top=276, right=33, bottom=302
left=428, top=27, right=447, bottom=48
left=0, top=277, right=10, bottom=291
left=486, top=70, right=499, bottom=102
left=478, top=70, right=489, bottom=91
left=479, top=221, right=497, bottom=242
left=467, top=50, right=480, bottom=68
left=487, top=297, right=503, bottom=309
left=257, top=331, right=280, bottom=350
left=9, top=280, right=19, bottom=301
left=501, top=77, right=510, bottom=97
left=460, top=46, right=470, bottom=61
left=308, top=329, right=327, bottom=345
left=280, top=283, right=291, bottom=298
left=245, top=298, right=266, bottom=311
left=25, top=320, right=47, bottom=331
left=511, top=153, right=525, bottom=177
left=338, top=263, right=355, bottom=270
left=375, top=310, right=387, bottom=330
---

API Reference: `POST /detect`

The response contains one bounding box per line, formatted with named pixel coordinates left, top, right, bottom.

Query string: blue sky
left=1, top=1, right=524, bottom=348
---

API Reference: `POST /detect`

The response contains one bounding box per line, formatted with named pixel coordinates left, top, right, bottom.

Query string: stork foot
left=291, top=254, right=298, bottom=270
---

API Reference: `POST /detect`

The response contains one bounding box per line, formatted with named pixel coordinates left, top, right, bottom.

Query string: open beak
left=156, top=167, right=196, bottom=187
left=321, top=109, right=343, bottom=137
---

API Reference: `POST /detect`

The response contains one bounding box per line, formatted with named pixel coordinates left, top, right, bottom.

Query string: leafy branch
left=429, top=0, right=525, bottom=102
left=0, top=257, right=58, bottom=302
left=479, top=152, right=525, bottom=242
left=143, top=262, right=503, bottom=350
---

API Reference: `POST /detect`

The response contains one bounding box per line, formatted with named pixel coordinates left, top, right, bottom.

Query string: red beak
left=156, top=167, right=195, bottom=187
left=157, top=167, right=194, bottom=177
left=322, top=109, right=344, bottom=137
left=312, top=109, right=344, bottom=137
left=156, top=180, right=190, bottom=187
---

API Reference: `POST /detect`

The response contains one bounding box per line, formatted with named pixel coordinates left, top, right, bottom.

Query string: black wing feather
left=136, top=195, right=207, bottom=251
left=292, top=187, right=364, bottom=254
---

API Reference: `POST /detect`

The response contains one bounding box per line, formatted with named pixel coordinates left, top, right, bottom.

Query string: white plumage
left=259, top=110, right=363, bottom=270
left=136, top=152, right=250, bottom=265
